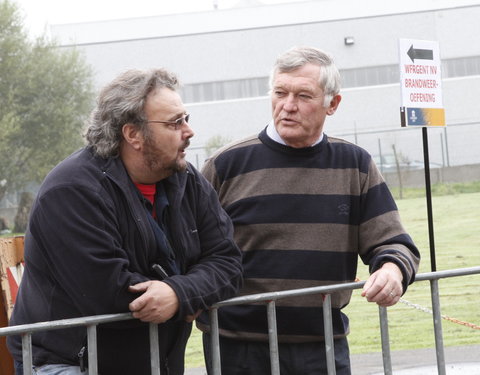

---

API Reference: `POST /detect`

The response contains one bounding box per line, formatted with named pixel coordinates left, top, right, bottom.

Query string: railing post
left=209, top=308, right=221, bottom=375
left=266, top=301, right=280, bottom=375
left=87, top=325, right=98, bottom=375
left=430, top=279, right=446, bottom=375
left=21, top=333, right=33, bottom=375
left=379, top=306, right=392, bottom=375
left=149, top=323, right=161, bottom=375
left=322, top=294, right=336, bottom=375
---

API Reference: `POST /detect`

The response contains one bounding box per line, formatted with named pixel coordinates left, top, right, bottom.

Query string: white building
left=51, top=0, right=480, bottom=169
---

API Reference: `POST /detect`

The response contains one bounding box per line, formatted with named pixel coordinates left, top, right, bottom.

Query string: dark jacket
left=7, top=147, right=243, bottom=374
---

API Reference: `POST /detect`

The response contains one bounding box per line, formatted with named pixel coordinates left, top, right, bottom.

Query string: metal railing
left=1, top=266, right=479, bottom=375
left=208, top=266, right=480, bottom=375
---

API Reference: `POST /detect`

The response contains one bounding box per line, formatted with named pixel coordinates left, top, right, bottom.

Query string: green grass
left=345, top=190, right=480, bottom=354
left=185, top=182, right=480, bottom=368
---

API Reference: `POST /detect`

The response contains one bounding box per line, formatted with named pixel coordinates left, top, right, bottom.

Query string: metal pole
left=443, top=127, right=450, bottom=167
left=378, top=138, right=384, bottom=174
left=210, top=308, right=221, bottom=375
left=422, top=127, right=437, bottom=272
left=21, top=333, right=33, bottom=375
left=267, top=301, right=280, bottom=375
left=440, top=133, right=445, bottom=167
left=87, top=325, right=98, bottom=375
left=379, top=307, right=392, bottom=375
left=430, top=279, right=446, bottom=375
left=322, top=294, right=336, bottom=375
left=149, top=323, right=161, bottom=375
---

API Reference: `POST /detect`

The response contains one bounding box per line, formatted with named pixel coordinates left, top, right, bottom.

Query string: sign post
left=399, top=39, right=448, bottom=375
left=398, top=38, right=446, bottom=273
left=399, top=38, right=445, bottom=127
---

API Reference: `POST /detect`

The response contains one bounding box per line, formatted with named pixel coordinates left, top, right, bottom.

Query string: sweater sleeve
left=27, top=184, right=149, bottom=316
left=358, top=160, right=421, bottom=293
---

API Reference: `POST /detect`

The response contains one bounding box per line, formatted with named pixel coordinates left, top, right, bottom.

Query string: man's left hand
left=128, top=280, right=179, bottom=323
left=361, top=262, right=403, bottom=307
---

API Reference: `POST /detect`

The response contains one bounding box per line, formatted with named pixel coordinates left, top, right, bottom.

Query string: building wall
left=51, top=1, right=480, bottom=169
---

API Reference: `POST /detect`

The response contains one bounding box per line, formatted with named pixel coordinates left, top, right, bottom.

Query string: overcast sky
left=14, top=0, right=307, bottom=37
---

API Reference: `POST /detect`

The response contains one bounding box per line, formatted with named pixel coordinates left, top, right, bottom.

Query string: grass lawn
left=345, top=191, right=480, bottom=354
left=185, top=188, right=480, bottom=368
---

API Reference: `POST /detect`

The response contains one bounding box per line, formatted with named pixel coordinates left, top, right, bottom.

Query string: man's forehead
left=273, top=72, right=321, bottom=93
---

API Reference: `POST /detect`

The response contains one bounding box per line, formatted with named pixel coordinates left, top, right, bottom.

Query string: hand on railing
left=128, top=280, right=179, bottom=323
left=361, top=262, right=403, bottom=307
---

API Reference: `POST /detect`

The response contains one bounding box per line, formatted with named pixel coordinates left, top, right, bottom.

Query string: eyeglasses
left=147, top=114, right=190, bottom=130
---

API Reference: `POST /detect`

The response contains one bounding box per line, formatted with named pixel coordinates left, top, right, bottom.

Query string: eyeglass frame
left=146, top=113, right=190, bottom=131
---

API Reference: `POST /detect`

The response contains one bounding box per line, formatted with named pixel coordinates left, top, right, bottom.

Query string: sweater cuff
left=370, top=256, right=410, bottom=294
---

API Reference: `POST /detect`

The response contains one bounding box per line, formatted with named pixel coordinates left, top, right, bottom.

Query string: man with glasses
left=7, top=68, right=243, bottom=375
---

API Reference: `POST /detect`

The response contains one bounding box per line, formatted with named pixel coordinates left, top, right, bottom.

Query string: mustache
left=182, top=140, right=190, bottom=149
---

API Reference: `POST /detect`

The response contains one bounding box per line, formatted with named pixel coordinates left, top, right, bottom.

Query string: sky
left=14, top=0, right=307, bottom=37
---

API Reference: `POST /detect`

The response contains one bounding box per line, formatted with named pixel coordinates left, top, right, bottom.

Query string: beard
left=142, top=135, right=190, bottom=179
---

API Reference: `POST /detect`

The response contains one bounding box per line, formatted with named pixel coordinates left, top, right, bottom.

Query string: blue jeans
left=15, top=361, right=87, bottom=375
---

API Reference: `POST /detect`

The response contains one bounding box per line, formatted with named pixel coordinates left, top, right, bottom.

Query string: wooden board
left=0, top=236, right=25, bottom=375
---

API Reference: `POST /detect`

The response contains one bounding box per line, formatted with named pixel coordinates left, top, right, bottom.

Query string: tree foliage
left=0, top=0, right=94, bottom=202
left=204, top=135, right=232, bottom=157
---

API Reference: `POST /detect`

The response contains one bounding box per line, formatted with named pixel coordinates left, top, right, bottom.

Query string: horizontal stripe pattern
left=213, top=134, right=372, bottom=181
left=242, top=250, right=357, bottom=281
left=233, top=223, right=358, bottom=252
left=198, top=304, right=350, bottom=342
left=240, top=278, right=354, bottom=308
left=218, top=167, right=366, bottom=207
left=200, top=129, right=420, bottom=342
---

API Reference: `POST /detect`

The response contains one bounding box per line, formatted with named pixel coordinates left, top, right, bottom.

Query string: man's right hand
left=128, top=280, right=179, bottom=323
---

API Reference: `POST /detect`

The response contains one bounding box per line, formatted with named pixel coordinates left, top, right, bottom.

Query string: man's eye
left=299, top=94, right=312, bottom=100
left=275, top=91, right=286, bottom=97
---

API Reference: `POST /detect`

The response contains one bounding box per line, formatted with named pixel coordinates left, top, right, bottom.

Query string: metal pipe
left=1, top=266, right=479, bottom=375
left=323, top=294, right=336, bottom=375
left=209, top=308, right=221, bottom=375
left=21, top=333, right=33, bottom=375
left=379, top=306, right=392, bottom=375
left=149, top=323, right=161, bottom=375
left=212, top=266, right=480, bottom=309
left=87, top=325, right=98, bottom=375
left=430, top=279, right=446, bottom=375
left=267, top=301, right=280, bottom=375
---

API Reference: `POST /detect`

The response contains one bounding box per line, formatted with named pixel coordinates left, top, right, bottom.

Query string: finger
left=376, top=289, right=400, bottom=307
left=361, top=274, right=377, bottom=297
left=128, top=281, right=152, bottom=293
left=129, top=293, right=148, bottom=312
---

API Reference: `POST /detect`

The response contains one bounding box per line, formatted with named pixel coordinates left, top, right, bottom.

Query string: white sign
left=399, top=38, right=445, bottom=126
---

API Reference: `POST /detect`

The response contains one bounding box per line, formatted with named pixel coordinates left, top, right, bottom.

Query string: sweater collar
left=266, top=120, right=324, bottom=147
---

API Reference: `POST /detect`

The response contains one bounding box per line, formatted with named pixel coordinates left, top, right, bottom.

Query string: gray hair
left=269, top=46, right=341, bottom=107
left=85, top=68, right=179, bottom=158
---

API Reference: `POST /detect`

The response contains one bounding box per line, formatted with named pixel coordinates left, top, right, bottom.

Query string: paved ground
left=185, top=344, right=480, bottom=374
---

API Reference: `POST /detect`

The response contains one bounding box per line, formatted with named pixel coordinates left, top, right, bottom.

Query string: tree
left=0, top=0, right=94, bottom=204
left=204, top=135, right=232, bottom=157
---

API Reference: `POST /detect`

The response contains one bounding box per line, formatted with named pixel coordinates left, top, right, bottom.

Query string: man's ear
left=122, top=123, right=143, bottom=150
left=326, top=94, right=342, bottom=116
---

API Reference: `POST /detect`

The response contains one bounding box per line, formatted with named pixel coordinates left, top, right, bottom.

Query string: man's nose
left=183, top=122, right=194, bottom=138
left=283, top=93, right=298, bottom=112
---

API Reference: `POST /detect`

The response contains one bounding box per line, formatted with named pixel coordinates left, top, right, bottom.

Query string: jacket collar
left=89, top=147, right=193, bottom=207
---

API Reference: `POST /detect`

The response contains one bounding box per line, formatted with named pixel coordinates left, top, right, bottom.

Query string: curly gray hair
left=85, top=68, right=179, bottom=158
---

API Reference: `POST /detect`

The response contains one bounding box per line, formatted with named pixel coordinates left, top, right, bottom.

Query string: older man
left=198, top=46, right=420, bottom=374
left=8, top=68, right=243, bottom=375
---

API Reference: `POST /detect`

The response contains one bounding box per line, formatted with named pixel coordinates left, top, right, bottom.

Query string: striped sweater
left=198, top=128, right=420, bottom=342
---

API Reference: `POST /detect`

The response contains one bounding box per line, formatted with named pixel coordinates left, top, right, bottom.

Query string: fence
left=185, top=121, right=480, bottom=172
left=1, top=265, right=479, bottom=375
